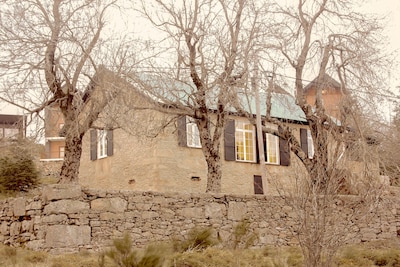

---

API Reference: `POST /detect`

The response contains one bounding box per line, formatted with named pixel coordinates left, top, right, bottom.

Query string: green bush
left=0, top=152, right=39, bottom=192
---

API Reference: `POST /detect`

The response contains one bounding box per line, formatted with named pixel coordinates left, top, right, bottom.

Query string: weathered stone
left=205, top=203, right=225, bottom=219
left=42, top=184, right=82, bottom=201
left=10, top=222, right=21, bottom=236
left=46, top=225, right=90, bottom=248
left=42, top=214, right=68, bottom=224
left=26, top=201, right=42, bottom=210
left=100, top=212, right=124, bottom=220
left=13, top=197, right=26, bottom=216
left=44, top=200, right=89, bottom=215
left=21, top=220, right=33, bottom=232
left=228, top=201, right=247, bottom=221
left=178, top=207, right=203, bottom=218
left=141, top=211, right=159, bottom=219
left=91, top=197, right=127, bottom=212
left=0, top=221, right=8, bottom=235
left=135, top=203, right=153, bottom=211
left=25, top=240, right=44, bottom=250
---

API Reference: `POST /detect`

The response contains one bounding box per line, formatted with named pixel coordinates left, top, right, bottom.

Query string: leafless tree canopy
left=0, top=0, right=136, bottom=183
left=131, top=0, right=267, bottom=193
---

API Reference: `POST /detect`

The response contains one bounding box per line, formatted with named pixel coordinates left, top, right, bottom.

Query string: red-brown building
left=43, top=105, right=65, bottom=160
left=304, top=74, right=346, bottom=120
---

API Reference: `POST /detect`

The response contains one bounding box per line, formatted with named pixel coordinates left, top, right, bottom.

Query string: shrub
left=174, top=227, right=217, bottom=252
left=101, top=233, right=166, bottom=267
left=0, top=153, right=39, bottom=192
left=232, top=218, right=258, bottom=249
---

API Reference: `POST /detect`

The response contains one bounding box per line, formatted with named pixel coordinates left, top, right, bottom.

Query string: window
left=307, top=129, right=314, bottom=159
left=235, top=121, right=256, bottom=162
left=59, top=146, right=65, bottom=158
left=90, top=129, right=113, bottom=160
left=97, top=129, right=108, bottom=158
left=177, top=116, right=201, bottom=148
left=300, top=128, right=314, bottom=159
left=186, top=117, right=201, bottom=148
left=265, top=133, right=280, bottom=164
left=224, top=119, right=290, bottom=166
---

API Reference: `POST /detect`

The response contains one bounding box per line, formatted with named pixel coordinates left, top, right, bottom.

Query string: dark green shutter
left=90, top=129, right=97, bottom=161
left=300, top=128, right=308, bottom=156
left=177, top=116, right=187, bottom=147
left=279, top=127, right=290, bottom=166
left=107, top=130, right=113, bottom=156
left=224, top=119, right=235, bottom=161
left=253, top=175, right=264, bottom=194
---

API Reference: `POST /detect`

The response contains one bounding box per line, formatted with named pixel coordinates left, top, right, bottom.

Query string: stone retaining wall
left=0, top=184, right=398, bottom=253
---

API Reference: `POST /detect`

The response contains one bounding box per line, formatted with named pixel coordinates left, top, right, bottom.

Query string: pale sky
left=1, top=0, right=399, bottom=115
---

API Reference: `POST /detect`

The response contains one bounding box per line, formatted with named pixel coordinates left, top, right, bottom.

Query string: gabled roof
left=235, top=91, right=306, bottom=122
left=0, top=114, right=25, bottom=125
left=304, top=74, right=341, bottom=92
left=130, top=73, right=306, bottom=123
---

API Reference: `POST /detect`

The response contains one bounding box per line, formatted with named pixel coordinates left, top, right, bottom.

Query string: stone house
left=0, top=114, right=26, bottom=140
left=77, top=71, right=320, bottom=195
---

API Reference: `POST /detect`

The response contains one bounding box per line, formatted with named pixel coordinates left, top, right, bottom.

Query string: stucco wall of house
left=79, top=110, right=309, bottom=195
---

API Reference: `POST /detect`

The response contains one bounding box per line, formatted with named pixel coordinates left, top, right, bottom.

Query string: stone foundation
left=0, top=184, right=398, bottom=253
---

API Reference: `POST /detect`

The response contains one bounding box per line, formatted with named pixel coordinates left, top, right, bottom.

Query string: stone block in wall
left=42, top=184, right=82, bottom=201
left=0, top=221, right=8, bottom=235
left=100, top=212, right=125, bottom=221
left=141, top=211, right=159, bottom=219
left=205, top=203, right=226, bottom=219
left=178, top=207, right=203, bottom=219
left=45, top=225, right=91, bottom=248
left=26, top=201, right=42, bottom=210
left=44, top=200, right=89, bottom=215
left=42, top=214, right=68, bottom=224
left=13, top=197, right=26, bottom=217
left=26, top=240, right=45, bottom=251
left=21, top=220, right=33, bottom=232
left=91, top=197, right=127, bottom=212
left=228, top=201, right=247, bottom=221
left=10, top=222, right=21, bottom=236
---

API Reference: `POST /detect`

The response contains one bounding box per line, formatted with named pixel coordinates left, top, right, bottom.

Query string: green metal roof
left=132, top=73, right=307, bottom=123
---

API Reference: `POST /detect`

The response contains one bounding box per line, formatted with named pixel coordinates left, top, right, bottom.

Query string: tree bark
left=59, top=132, right=83, bottom=184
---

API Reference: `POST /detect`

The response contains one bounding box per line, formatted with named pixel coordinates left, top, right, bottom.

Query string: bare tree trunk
left=205, top=152, right=222, bottom=193
left=59, top=133, right=83, bottom=184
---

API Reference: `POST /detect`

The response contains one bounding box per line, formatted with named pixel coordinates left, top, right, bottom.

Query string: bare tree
left=133, top=0, right=264, bottom=193
left=253, top=1, right=392, bottom=266
left=226, top=0, right=392, bottom=265
left=0, top=0, right=134, bottom=183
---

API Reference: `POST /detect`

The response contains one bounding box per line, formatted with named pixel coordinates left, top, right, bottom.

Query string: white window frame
left=265, top=133, right=280, bottom=164
left=59, top=146, right=65, bottom=158
left=307, top=129, right=314, bottom=159
left=97, top=129, right=108, bottom=159
left=235, top=121, right=256, bottom=162
left=186, top=117, right=201, bottom=148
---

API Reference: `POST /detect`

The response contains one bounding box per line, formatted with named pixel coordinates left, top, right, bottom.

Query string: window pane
left=307, top=130, right=314, bottom=158
left=186, top=118, right=201, bottom=148
left=266, top=133, right=279, bottom=164
left=235, top=121, right=255, bottom=162
left=97, top=130, right=108, bottom=158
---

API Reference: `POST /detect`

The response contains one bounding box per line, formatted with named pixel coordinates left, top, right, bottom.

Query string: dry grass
left=1, top=240, right=400, bottom=267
